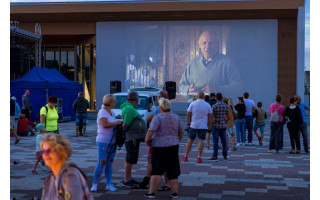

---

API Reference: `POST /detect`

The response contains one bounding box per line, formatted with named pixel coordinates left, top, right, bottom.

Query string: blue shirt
left=243, top=99, right=255, bottom=116
left=297, top=103, right=309, bottom=123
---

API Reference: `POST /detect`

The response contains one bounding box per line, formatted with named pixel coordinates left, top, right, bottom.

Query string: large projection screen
left=96, top=20, right=278, bottom=111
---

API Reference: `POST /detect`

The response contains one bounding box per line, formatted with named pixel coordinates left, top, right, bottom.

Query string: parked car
left=111, top=87, right=161, bottom=121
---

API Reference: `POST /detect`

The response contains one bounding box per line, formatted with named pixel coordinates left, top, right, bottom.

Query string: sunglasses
left=40, top=148, right=54, bottom=155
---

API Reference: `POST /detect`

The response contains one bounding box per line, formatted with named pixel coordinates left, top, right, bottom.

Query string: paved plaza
left=10, top=113, right=310, bottom=200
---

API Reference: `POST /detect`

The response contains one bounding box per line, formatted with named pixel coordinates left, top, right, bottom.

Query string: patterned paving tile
left=10, top=114, right=310, bottom=200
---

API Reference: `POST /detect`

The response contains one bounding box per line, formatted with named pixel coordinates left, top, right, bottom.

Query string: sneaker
left=241, top=143, right=245, bottom=146
left=106, top=184, right=117, bottom=192
left=182, top=156, right=188, bottom=162
left=236, top=143, right=241, bottom=147
left=223, top=157, right=228, bottom=161
left=170, top=193, right=179, bottom=199
left=31, top=170, right=38, bottom=175
left=131, top=179, right=139, bottom=184
left=305, top=150, right=310, bottom=154
left=90, top=184, right=98, bottom=192
left=197, top=157, right=202, bottom=163
left=209, top=157, right=218, bottom=162
left=144, top=192, right=156, bottom=199
left=258, top=136, right=261, bottom=143
left=121, top=180, right=135, bottom=187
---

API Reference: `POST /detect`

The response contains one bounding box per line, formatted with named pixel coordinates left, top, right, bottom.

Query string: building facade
left=10, top=0, right=306, bottom=111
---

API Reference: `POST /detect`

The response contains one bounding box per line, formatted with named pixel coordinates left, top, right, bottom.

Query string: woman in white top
left=90, top=94, right=122, bottom=192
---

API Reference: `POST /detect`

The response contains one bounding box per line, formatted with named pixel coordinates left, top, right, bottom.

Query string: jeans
left=212, top=127, right=227, bottom=158
left=76, top=113, right=87, bottom=126
left=245, top=115, right=253, bottom=143
left=269, top=122, right=283, bottom=151
left=299, top=123, right=309, bottom=152
left=93, top=142, right=116, bottom=185
left=236, top=118, right=246, bottom=143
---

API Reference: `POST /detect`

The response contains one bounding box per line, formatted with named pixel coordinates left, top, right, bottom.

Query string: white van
left=111, top=87, right=161, bottom=121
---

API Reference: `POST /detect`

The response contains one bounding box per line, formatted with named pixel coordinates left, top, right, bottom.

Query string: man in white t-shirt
left=182, top=92, right=213, bottom=163
left=243, top=92, right=256, bottom=144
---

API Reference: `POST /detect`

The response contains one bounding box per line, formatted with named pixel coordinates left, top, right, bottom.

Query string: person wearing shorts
left=253, top=102, right=267, bottom=145
left=183, top=92, right=213, bottom=163
left=121, top=91, right=147, bottom=187
left=144, top=98, right=184, bottom=199
left=223, top=97, right=236, bottom=151
left=73, top=92, right=89, bottom=137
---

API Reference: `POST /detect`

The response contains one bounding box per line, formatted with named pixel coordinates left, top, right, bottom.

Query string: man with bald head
left=179, top=30, right=242, bottom=99
left=182, top=91, right=213, bottom=163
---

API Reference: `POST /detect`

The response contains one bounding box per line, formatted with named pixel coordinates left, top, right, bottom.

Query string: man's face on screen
left=199, top=31, right=218, bottom=60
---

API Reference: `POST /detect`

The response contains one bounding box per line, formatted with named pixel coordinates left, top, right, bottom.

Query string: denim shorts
left=188, top=128, right=207, bottom=140
left=227, top=125, right=236, bottom=135
left=253, top=122, right=265, bottom=133
left=76, top=113, right=88, bottom=126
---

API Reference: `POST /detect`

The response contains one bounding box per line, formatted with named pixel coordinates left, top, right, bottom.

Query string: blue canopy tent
left=10, top=66, right=83, bottom=121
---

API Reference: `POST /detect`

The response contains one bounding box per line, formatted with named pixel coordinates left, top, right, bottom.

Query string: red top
left=17, top=119, right=35, bottom=133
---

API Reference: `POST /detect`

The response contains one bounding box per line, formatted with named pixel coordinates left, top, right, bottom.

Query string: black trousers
left=287, top=123, right=300, bottom=150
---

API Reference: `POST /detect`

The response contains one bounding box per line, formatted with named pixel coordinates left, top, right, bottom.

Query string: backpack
left=113, top=124, right=126, bottom=150
left=270, top=103, right=280, bottom=122
left=56, top=163, right=93, bottom=200
left=37, top=105, right=58, bottom=125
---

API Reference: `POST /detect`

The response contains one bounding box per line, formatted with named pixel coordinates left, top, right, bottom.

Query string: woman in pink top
left=268, top=95, right=285, bottom=153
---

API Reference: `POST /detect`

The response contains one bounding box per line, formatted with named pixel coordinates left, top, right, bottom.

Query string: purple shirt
left=149, top=112, right=184, bottom=147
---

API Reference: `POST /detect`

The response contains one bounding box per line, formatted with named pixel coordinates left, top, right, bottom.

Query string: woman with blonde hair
left=41, top=133, right=93, bottom=199
left=90, top=94, right=122, bottom=192
left=144, top=98, right=184, bottom=199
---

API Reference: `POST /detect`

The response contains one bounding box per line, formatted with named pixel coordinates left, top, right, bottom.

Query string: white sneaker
left=236, top=143, right=241, bottom=147
left=241, top=143, right=245, bottom=146
left=106, top=184, right=117, bottom=192
left=90, top=183, right=98, bottom=192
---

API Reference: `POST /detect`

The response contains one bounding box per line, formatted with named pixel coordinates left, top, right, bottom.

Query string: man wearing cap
left=120, top=91, right=147, bottom=187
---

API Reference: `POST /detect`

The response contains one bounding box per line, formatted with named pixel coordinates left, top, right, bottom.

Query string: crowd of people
left=10, top=88, right=310, bottom=199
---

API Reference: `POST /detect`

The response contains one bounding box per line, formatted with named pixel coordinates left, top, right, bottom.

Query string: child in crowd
left=32, top=123, right=47, bottom=174
left=17, top=114, right=36, bottom=137
left=253, top=102, right=267, bottom=145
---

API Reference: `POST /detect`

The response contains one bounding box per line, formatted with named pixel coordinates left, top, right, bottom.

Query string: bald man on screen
left=179, top=30, right=243, bottom=97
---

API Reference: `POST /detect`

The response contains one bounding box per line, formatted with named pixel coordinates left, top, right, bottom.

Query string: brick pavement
left=10, top=114, right=310, bottom=200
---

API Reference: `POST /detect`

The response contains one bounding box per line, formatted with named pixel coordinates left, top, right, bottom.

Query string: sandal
left=32, top=170, right=38, bottom=175
left=158, top=185, right=171, bottom=191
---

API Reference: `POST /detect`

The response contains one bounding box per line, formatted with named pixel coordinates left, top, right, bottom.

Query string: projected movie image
left=97, top=20, right=277, bottom=107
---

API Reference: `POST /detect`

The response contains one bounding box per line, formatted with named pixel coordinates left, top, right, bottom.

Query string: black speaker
left=164, top=81, right=176, bottom=100
left=110, top=81, right=121, bottom=94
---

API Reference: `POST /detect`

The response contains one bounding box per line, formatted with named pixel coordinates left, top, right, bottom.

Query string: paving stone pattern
left=10, top=113, right=310, bottom=200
